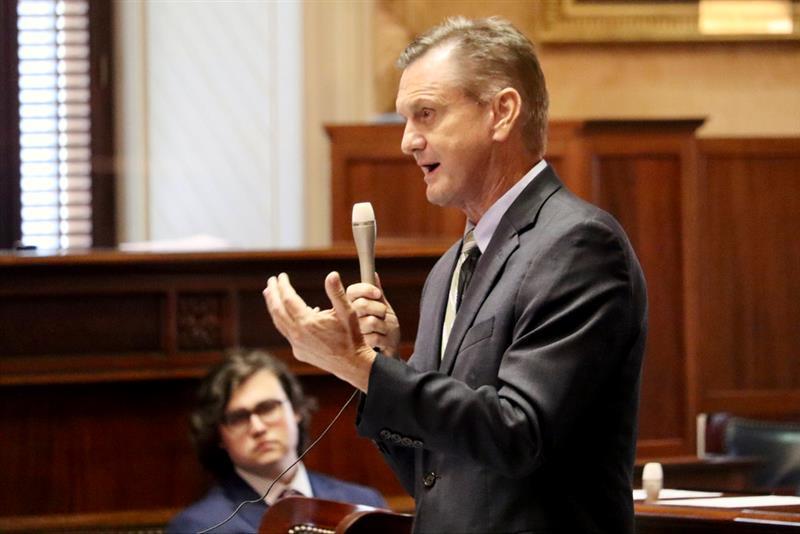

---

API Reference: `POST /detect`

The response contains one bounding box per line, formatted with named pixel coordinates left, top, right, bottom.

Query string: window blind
left=17, top=0, right=92, bottom=249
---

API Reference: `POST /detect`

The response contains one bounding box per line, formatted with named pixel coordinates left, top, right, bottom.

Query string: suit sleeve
left=357, top=392, right=418, bottom=496
left=357, top=217, right=640, bottom=479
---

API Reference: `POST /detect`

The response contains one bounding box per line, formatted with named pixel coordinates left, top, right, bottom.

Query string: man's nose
left=249, top=413, right=268, bottom=432
left=401, top=124, right=425, bottom=155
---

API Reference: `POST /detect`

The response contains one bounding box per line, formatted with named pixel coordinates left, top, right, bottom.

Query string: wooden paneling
left=594, top=153, right=689, bottom=456
left=694, top=139, right=800, bottom=417
left=327, top=124, right=465, bottom=242
left=0, top=247, right=442, bottom=385
left=579, top=122, right=702, bottom=459
left=0, top=293, right=162, bottom=356
left=0, top=377, right=405, bottom=517
left=0, top=509, right=178, bottom=533
left=0, top=381, right=204, bottom=514
left=0, top=246, right=443, bottom=517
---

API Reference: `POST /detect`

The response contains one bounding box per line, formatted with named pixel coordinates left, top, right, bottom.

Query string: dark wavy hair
left=189, top=349, right=317, bottom=480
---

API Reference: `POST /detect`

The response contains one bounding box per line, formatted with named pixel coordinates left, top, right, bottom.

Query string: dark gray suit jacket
left=167, top=471, right=386, bottom=533
left=357, top=166, right=647, bottom=533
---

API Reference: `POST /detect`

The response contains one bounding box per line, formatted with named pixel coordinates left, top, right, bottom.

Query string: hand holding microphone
left=349, top=203, right=401, bottom=357
left=262, top=201, right=398, bottom=392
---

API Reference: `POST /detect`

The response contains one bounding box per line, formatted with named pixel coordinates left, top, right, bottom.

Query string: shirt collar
left=471, top=159, right=548, bottom=252
left=235, top=462, right=313, bottom=505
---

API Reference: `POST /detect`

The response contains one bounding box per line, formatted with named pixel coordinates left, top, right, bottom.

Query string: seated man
left=168, top=350, right=386, bottom=533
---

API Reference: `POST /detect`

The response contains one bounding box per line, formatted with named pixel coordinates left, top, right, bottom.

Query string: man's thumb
left=325, top=271, right=350, bottom=317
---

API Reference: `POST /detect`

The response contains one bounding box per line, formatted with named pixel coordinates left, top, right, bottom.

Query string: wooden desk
left=635, top=455, right=763, bottom=492
left=636, top=497, right=800, bottom=533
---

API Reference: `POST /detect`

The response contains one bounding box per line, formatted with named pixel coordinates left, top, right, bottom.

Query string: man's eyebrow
left=227, top=397, right=283, bottom=410
left=412, top=96, right=442, bottom=106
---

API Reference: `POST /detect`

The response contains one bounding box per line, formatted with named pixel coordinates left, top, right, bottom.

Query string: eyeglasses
left=221, top=399, right=286, bottom=432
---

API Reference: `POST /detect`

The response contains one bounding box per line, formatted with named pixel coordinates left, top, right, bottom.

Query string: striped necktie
left=441, top=230, right=480, bottom=359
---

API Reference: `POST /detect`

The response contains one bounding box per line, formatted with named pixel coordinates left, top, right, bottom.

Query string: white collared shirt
left=235, top=462, right=314, bottom=505
left=470, top=159, right=548, bottom=252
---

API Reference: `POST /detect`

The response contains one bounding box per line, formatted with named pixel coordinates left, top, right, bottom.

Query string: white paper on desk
left=658, top=495, right=800, bottom=508
left=633, top=488, right=723, bottom=501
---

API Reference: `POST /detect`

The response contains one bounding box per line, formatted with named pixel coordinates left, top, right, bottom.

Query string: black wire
left=197, top=387, right=361, bottom=534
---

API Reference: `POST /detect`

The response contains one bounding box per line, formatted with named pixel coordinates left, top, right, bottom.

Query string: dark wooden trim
left=0, top=508, right=178, bottom=533
left=0, top=1, right=21, bottom=249
left=703, top=390, right=800, bottom=417
left=699, top=137, right=800, bottom=155
left=0, top=245, right=444, bottom=386
left=88, top=0, right=116, bottom=246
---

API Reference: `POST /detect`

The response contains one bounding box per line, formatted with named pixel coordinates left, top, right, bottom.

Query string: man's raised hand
left=263, top=272, right=375, bottom=392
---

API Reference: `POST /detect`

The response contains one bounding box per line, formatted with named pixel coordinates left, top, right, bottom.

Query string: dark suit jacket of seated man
left=168, top=350, right=386, bottom=534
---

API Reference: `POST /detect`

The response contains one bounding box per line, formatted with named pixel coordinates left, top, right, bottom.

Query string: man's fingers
left=346, top=282, right=382, bottom=302
left=352, top=298, right=387, bottom=320
left=326, top=271, right=366, bottom=343
left=277, top=272, right=310, bottom=319
left=264, top=273, right=312, bottom=341
left=325, top=271, right=351, bottom=318
left=264, top=275, right=292, bottom=337
left=359, top=314, right=388, bottom=335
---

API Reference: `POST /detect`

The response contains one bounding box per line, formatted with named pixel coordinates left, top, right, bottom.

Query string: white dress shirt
left=235, top=462, right=314, bottom=505
left=471, top=159, right=548, bottom=253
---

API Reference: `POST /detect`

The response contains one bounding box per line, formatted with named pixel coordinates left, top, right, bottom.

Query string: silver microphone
left=351, top=202, right=376, bottom=285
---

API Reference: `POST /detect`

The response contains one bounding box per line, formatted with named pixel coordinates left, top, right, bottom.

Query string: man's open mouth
left=422, top=163, right=440, bottom=173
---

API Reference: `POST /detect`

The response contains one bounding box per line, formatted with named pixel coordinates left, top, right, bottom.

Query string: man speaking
left=265, top=16, right=647, bottom=533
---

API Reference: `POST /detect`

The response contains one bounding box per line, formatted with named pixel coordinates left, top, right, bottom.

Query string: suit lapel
left=439, top=165, right=563, bottom=375
left=221, top=472, right=268, bottom=531
left=308, top=471, right=327, bottom=497
left=439, top=232, right=518, bottom=374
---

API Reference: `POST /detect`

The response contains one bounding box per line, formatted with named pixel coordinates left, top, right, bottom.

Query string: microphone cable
left=197, top=387, right=360, bottom=534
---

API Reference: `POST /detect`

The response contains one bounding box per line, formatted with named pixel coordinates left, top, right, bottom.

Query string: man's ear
left=490, top=87, right=522, bottom=143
